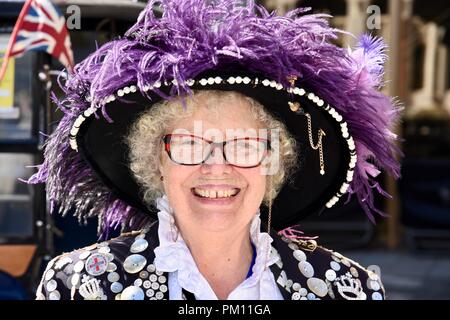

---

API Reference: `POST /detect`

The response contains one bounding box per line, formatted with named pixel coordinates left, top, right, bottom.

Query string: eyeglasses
left=162, top=134, right=271, bottom=168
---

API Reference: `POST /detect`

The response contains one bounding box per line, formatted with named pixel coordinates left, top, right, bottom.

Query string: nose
left=200, top=145, right=232, bottom=175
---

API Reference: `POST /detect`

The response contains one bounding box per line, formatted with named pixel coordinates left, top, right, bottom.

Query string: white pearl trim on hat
left=68, top=76, right=357, bottom=209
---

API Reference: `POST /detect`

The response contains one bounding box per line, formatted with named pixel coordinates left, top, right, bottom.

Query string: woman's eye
left=184, top=140, right=201, bottom=146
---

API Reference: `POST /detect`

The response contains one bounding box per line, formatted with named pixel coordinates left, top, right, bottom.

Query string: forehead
left=171, top=92, right=261, bottom=135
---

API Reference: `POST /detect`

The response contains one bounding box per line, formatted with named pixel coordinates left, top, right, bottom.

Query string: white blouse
left=153, top=196, right=284, bottom=300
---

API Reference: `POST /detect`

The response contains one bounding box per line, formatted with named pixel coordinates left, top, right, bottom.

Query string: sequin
left=298, top=261, right=314, bottom=278
left=130, top=238, right=149, bottom=253
left=307, top=278, right=328, bottom=297
left=124, top=254, right=147, bottom=274
left=121, top=286, right=144, bottom=300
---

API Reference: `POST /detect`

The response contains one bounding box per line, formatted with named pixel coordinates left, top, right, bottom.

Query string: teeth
left=194, top=188, right=238, bottom=198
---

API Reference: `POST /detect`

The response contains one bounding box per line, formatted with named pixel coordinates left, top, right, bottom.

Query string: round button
left=370, top=280, right=380, bottom=291
left=123, top=254, right=147, bottom=274
left=46, top=279, right=57, bottom=292
left=298, top=261, right=314, bottom=278
left=85, top=253, right=108, bottom=276
left=307, top=278, right=328, bottom=298
left=49, top=290, right=61, bottom=300
left=78, top=251, right=91, bottom=260
left=293, top=250, right=306, bottom=262
left=121, top=286, right=144, bottom=300
left=146, top=289, right=155, bottom=297
left=110, top=282, right=123, bottom=293
left=106, top=262, right=117, bottom=272
left=372, top=292, right=383, bottom=300
left=45, top=269, right=55, bottom=281
left=98, top=246, right=110, bottom=254
left=330, top=261, right=341, bottom=271
left=151, top=282, right=160, bottom=290
left=292, top=282, right=301, bottom=291
left=71, top=273, right=80, bottom=287
left=130, top=238, right=149, bottom=253
left=325, top=269, right=337, bottom=282
left=107, top=272, right=120, bottom=283
left=73, top=261, right=84, bottom=273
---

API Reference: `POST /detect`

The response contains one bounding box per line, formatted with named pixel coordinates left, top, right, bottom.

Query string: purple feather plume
left=24, top=0, right=402, bottom=237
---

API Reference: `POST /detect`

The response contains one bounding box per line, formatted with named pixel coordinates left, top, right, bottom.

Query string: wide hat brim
left=75, top=66, right=354, bottom=230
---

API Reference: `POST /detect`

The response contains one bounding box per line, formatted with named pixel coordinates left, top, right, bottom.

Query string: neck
left=180, top=223, right=254, bottom=300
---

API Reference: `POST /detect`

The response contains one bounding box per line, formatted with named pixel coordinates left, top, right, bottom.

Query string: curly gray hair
left=126, top=90, right=298, bottom=208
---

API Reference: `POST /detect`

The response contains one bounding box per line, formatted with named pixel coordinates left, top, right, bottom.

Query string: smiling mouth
left=192, top=188, right=240, bottom=199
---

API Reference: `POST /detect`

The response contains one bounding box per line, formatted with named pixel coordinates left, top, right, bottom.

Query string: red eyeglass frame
left=161, top=133, right=271, bottom=168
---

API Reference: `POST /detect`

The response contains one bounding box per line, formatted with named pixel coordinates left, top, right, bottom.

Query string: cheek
left=160, top=161, right=195, bottom=197
left=241, top=169, right=267, bottom=201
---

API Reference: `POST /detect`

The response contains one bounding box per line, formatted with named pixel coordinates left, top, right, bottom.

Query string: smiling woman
left=126, top=91, right=297, bottom=299
left=29, top=0, right=400, bottom=301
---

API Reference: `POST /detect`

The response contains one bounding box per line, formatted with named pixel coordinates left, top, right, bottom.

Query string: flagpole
left=0, top=0, right=33, bottom=82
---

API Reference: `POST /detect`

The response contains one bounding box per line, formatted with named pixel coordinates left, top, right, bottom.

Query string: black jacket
left=36, top=222, right=385, bottom=300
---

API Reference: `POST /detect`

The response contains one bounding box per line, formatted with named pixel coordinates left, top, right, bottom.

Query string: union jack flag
left=0, top=0, right=74, bottom=82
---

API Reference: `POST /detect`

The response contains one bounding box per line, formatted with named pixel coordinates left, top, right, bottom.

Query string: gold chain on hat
left=287, top=75, right=326, bottom=175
